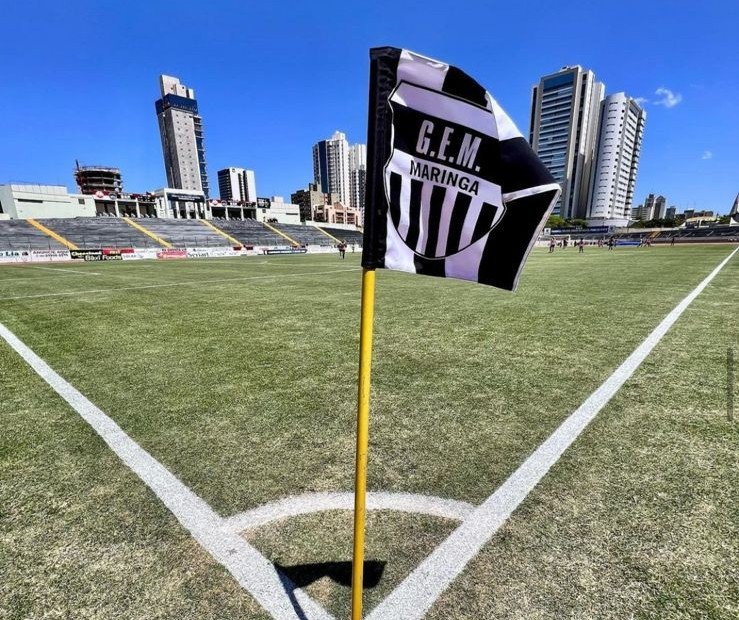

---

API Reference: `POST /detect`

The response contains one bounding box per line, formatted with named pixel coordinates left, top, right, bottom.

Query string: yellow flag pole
left=351, top=267, right=377, bottom=620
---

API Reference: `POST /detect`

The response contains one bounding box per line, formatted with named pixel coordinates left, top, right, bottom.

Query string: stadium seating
left=128, top=218, right=226, bottom=247
left=271, top=223, right=333, bottom=246
left=613, top=226, right=739, bottom=243
left=36, top=218, right=153, bottom=248
left=212, top=219, right=288, bottom=246
left=0, top=220, right=66, bottom=250
left=0, top=216, right=369, bottom=251
left=320, top=227, right=364, bottom=245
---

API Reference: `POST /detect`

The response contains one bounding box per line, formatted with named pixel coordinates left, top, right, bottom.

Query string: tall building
left=640, top=193, right=657, bottom=220
left=586, top=93, right=646, bottom=226
left=313, top=131, right=351, bottom=207
left=217, top=168, right=256, bottom=203
left=666, top=206, right=677, bottom=220
left=348, top=143, right=367, bottom=216
left=654, top=195, right=667, bottom=220
left=529, top=66, right=604, bottom=219
left=155, top=75, right=210, bottom=198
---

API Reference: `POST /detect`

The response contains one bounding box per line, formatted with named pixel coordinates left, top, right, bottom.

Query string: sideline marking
left=28, top=266, right=101, bottom=275
left=223, top=492, right=473, bottom=533
left=0, top=267, right=361, bottom=301
left=0, top=321, right=334, bottom=620
left=0, top=273, right=100, bottom=283
left=367, top=246, right=738, bottom=620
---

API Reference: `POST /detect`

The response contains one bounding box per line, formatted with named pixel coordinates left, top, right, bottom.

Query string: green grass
left=1, top=245, right=737, bottom=618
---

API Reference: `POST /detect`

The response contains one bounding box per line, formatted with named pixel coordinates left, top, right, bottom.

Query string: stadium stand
left=271, top=223, right=333, bottom=246
left=128, top=218, right=226, bottom=247
left=36, top=218, right=153, bottom=248
left=613, top=226, right=739, bottom=243
left=320, top=226, right=364, bottom=245
left=0, top=220, right=66, bottom=250
left=211, top=219, right=289, bottom=246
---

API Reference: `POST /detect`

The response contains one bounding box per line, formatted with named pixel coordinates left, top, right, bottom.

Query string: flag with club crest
left=362, top=47, right=561, bottom=290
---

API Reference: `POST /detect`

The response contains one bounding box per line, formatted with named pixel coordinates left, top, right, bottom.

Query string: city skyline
left=0, top=1, right=736, bottom=214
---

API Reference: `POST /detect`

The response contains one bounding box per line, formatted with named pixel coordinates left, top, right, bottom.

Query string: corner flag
left=362, top=47, right=560, bottom=290
left=352, top=48, right=561, bottom=619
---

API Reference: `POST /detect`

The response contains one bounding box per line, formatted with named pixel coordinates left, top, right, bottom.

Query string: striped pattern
left=364, top=47, right=561, bottom=291
left=388, top=172, right=499, bottom=258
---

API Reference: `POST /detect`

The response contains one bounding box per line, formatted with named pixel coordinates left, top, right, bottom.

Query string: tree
left=546, top=215, right=566, bottom=229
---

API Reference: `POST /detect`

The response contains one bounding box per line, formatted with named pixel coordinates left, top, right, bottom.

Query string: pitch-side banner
left=362, top=47, right=561, bottom=291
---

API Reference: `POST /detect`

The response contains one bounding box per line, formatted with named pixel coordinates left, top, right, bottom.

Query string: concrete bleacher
left=37, top=218, right=152, bottom=248
left=614, top=226, right=739, bottom=243
left=320, top=227, right=364, bottom=245
left=0, top=216, right=370, bottom=252
left=130, top=218, right=226, bottom=247
left=0, top=220, right=66, bottom=250
left=212, top=219, right=287, bottom=246
left=271, top=223, right=333, bottom=246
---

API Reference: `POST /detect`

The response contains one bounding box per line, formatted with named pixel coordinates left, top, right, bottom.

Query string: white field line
left=0, top=322, right=334, bottom=620
left=367, top=246, right=739, bottom=620
left=223, top=492, right=474, bottom=533
left=0, top=267, right=361, bottom=301
left=0, top=274, right=100, bottom=283
left=26, top=266, right=101, bottom=275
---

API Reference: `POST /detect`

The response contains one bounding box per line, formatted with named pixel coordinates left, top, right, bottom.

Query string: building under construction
left=74, top=162, right=123, bottom=196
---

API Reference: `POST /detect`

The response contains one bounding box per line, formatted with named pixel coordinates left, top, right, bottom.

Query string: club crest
left=383, top=81, right=506, bottom=259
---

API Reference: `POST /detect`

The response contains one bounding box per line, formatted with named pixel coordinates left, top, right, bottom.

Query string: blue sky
left=1, top=0, right=736, bottom=213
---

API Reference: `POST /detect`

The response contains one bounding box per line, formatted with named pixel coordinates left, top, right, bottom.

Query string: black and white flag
left=362, top=47, right=560, bottom=291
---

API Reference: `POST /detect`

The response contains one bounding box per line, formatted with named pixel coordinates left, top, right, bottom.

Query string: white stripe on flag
left=396, top=167, right=412, bottom=239
left=397, top=49, right=448, bottom=91
left=458, top=197, right=483, bottom=249
left=443, top=234, right=489, bottom=282
left=488, top=96, right=524, bottom=141
left=390, top=82, right=498, bottom=139
left=435, top=186, right=458, bottom=258
left=417, top=180, right=434, bottom=254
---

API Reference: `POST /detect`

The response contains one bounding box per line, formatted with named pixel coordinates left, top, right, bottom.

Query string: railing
left=0, top=236, right=343, bottom=252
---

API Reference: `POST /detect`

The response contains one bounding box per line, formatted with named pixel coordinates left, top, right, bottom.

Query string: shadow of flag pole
left=351, top=267, right=376, bottom=620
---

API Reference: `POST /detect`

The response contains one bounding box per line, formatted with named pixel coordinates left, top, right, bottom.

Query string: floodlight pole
left=351, top=267, right=376, bottom=620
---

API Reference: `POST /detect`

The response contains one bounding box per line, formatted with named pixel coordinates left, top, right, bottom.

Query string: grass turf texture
left=0, top=246, right=737, bottom=618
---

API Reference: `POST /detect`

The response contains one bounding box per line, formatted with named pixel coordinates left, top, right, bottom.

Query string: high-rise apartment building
left=313, top=131, right=367, bottom=206
left=529, top=66, right=604, bottom=219
left=155, top=75, right=210, bottom=197
left=348, top=143, right=367, bottom=216
left=641, top=193, right=657, bottom=220
left=654, top=195, right=667, bottom=220
left=586, top=93, right=646, bottom=225
left=217, top=168, right=257, bottom=203
left=313, top=131, right=350, bottom=206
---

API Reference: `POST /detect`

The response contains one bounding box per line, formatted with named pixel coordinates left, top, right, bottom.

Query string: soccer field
left=1, top=245, right=738, bottom=619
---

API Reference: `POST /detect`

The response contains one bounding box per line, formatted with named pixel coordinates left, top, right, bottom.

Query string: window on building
left=78, top=198, right=85, bottom=205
